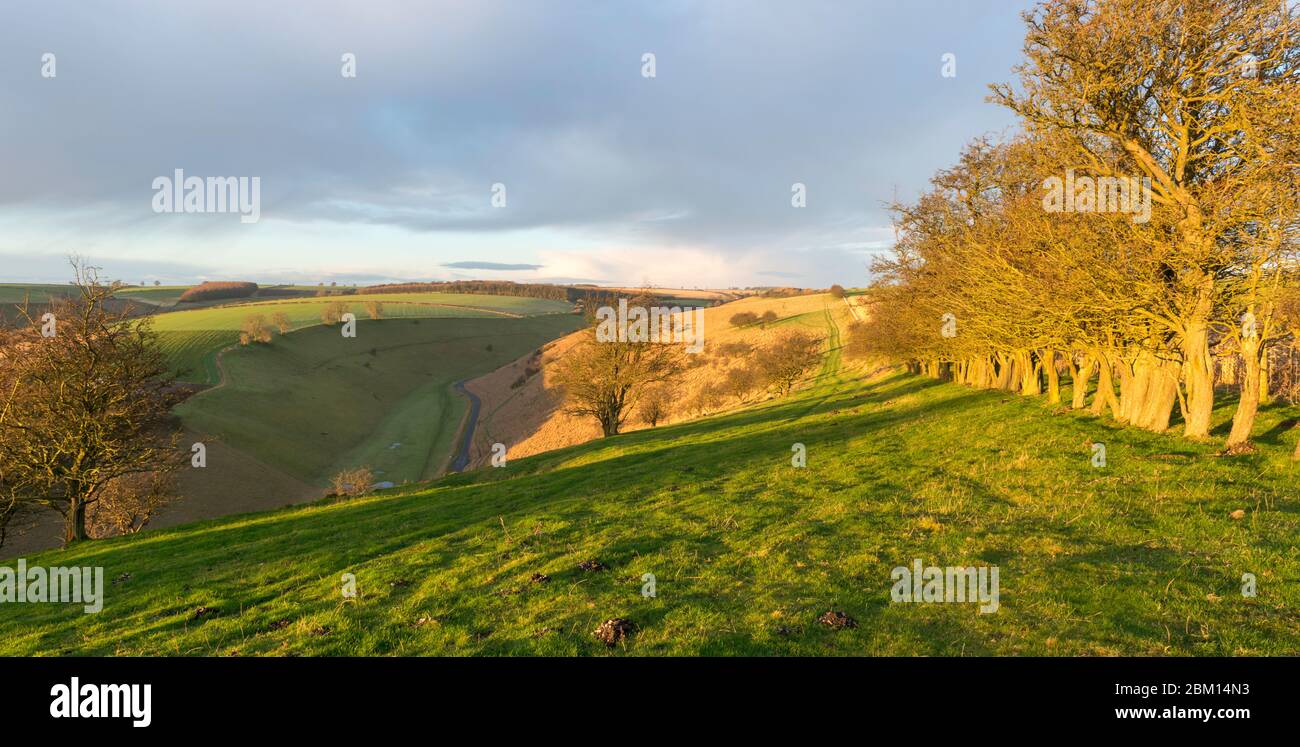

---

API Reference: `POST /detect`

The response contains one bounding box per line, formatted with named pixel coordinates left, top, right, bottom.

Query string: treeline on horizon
left=853, top=0, right=1300, bottom=453
left=176, top=281, right=259, bottom=303
left=359, top=280, right=580, bottom=302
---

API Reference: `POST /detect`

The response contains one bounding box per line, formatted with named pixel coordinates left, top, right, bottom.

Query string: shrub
left=829, top=284, right=846, bottom=299
left=638, top=385, right=673, bottom=427
left=240, top=314, right=272, bottom=344
left=758, top=330, right=825, bottom=395
left=689, top=383, right=724, bottom=416
left=321, top=301, right=348, bottom=325
left=729, top=312, right=759, bottom=327
left=86, top=471, right=175, bottom=538
left=331, top=466, right=374, bottom=498
left=716, top=341, right=754, bottom=358
left=271, top=311, right=291, bottom=334
left=759, top=310, right=779, bottom=325
left=722, top=364, right=761, bottom=400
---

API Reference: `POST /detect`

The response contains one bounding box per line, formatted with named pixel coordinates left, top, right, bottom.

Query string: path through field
left=450, top=381, right=482, bottom=473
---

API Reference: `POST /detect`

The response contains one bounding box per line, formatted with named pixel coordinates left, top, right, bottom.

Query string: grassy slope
left=176, top=315, right=583, bottom=486
left=0, top=283, right=79, bottom=302
left=152, top=293, right=573, bottom=384
left=3, top=338, right=1297, bottom=656
left=466, top=293, right=849, bottom=466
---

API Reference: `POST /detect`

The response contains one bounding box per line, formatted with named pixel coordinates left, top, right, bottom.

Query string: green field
left=0, top=284, right=77, bottom=324
left=3, top=319, right=1297, bottom=656
left=176, top=314, right=582, bottom=486
left=151, top=293, right=574, bottom=384
left=0, top=283, right=80, bottom=303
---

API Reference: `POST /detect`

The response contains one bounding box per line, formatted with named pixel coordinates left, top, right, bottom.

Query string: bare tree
left=759, top=329, right=826, bottom=395
left=321, top=300, right=348, bottom=325
left=331, top=466, right=374, bottom=498
left=240, top=314, right=272, bottom=345
left=637, top=384, right=673, bottom=427
left=553, top=299, right=685, bottom=436
left=271, top=311, right=292, bottom=334
left=86, top=471, right=175, bottom=537
left=0, top=260, right=182, bottom=546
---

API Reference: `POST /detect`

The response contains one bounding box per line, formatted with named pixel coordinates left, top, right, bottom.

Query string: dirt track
left=450, top=380, right=481, bottom=472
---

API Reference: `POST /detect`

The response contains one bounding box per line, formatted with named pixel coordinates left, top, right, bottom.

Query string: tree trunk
left=1259, top=352, right=1271, bottom=405
left=64, top=497, right=88, bottom=546
left=994, top=353, right=1013, bottom=390
left=1018, top=351, right=1040, bottom=396
left=1181, top=283, right=1216, bottom=439
left=1226, top=335, right=1263, bottom=449
left=1135, top=360, right=1178, bottom=432
left=1044, top=351, right=1060, bottom=404
left=1070, top=354, right=1095, bottom=410
left=973, top=356, right=993, bottom=388
left=1090, top=353, right=1121, bottom=418
left=1116, top=352, right=1142, bottom=424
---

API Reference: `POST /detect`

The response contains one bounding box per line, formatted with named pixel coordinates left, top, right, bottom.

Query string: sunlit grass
left=2, top=363, right=1295, bottom=656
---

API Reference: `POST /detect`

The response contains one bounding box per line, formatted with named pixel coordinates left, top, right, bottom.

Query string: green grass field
left=0, top=283, right=81, bottom=303
left=151, top=293, right=574, bottom=384
left=176, top=315, right=583, bottom=486
left=3, top=327, right=1296, bottom=656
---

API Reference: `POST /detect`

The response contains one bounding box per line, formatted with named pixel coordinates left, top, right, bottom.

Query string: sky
left=0, top=0, right=1033, bottom=288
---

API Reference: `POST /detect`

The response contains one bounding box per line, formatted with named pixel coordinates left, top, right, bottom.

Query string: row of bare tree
left=858, top=0, right=1300, bottom=452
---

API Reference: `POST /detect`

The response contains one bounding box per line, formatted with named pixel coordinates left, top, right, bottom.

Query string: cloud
left=0, top=0, right=1032, bottom=287
left=442, top=261, right=543, bottom=271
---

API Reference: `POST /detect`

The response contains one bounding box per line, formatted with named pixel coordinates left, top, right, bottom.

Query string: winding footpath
left=449, top=380, right=482, bottom=472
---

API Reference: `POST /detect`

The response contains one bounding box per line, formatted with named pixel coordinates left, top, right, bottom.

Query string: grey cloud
left=0, top=0, right=1034, bottom=286
left=442, top=261, right=544, bottom=271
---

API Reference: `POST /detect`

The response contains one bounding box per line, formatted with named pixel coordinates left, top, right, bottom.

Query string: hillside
left=151, top=292, right=574, bottom=385
left=0, top=305, right=583, bottom=557
left=2, top=348, right=1297, bottom=655
left=463, top=292, right=854, bottom=467
left=176, top=315, right=583, bottom=487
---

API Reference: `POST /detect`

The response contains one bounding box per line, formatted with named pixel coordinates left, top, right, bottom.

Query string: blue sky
left=0, top=0, right=1033, bottom=288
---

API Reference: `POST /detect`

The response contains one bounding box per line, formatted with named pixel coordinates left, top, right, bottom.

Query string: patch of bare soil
left=593, top=617, right=637, bottom=646
left=818, top=610, right=858, bottom=630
